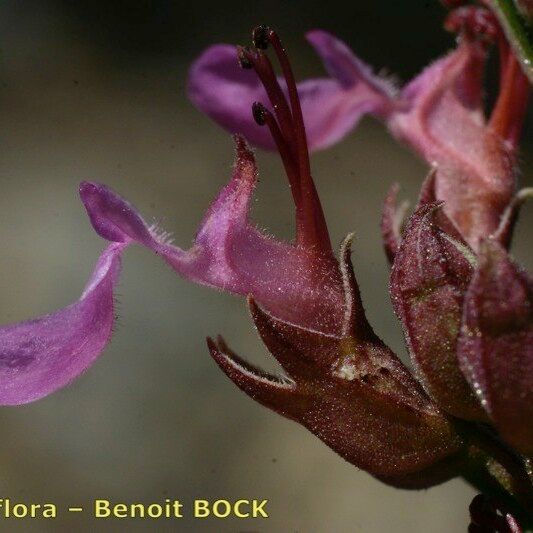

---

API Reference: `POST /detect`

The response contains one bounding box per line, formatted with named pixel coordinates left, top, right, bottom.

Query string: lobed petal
left=187, top=45, right=277, bottom=150
left=80, top=137, right=345, bottom=334
left=457, top=240, right=533, bottom=454
left=390, top=203, right=486, bottom=420
left=305, top=30, right=396, bottom=97
left=187, top=32, right=395, bottom=151
left=0, top=243, right=125, bottom=405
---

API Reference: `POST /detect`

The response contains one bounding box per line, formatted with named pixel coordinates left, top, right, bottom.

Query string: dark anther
left=253, top=25, right=271, bottom=50
left=252, top=102, right=267, bottom=125
left=237, top=46, right=253, bottom=69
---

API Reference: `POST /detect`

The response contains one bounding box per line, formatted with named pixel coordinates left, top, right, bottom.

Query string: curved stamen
left=239, top=26, right=333, bottom=255
left=266, top=28, right=331, bottom=252
left=252, top=102, right=303, bottom=212
left=240, top=46, right=294, bottom=144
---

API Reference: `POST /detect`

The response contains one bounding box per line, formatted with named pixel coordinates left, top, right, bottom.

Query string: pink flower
left=80, top=139, right=345, bottom=334
left=79, top=26, right=464, bottom=482
left=180, top=12, right=533, bottom=514
left=2, top=5, right=531, bottom=524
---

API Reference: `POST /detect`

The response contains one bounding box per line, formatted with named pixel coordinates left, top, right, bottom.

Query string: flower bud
left=458, top=240, right=533, bottom=454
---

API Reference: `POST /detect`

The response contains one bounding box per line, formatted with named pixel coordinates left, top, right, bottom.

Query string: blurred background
left=0, top=1, right=531, bottom=531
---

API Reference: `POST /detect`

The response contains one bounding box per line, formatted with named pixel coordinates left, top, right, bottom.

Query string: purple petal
left=187, top=44, right=277, bottom=150
left=457, top=240, right=533, bottom=454
left=0, top=243, right=125, bottom=405
left=80, top=138, right=345, bottom=334
left=187, top=32, right=395, bottom=151
left=305, top=30, right=396, bottom=97
left=388, top=41, right=514, bottom=250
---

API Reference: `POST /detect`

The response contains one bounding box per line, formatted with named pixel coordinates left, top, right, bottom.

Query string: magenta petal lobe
left=0, top=243, right=125, bottom=405
left=305, top=30, right=396, bottom=98
left=80, top=138, right=345, bottom=334
left=188, top=44, right=277, bottom=150
left=80, top=181, right=157, bottom=246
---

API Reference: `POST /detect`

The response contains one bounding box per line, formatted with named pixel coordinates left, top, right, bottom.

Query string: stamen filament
left=244, top=27, right=332, bottom=254
left=252, top=102, right=303, bottom=212
left=239, top=27, right=335, bottom=255
left=243, top=48, right=294, bottom=145
left=266, top=29, right=331, bottom=252
left=489, top=48, right=530, bottom=147
left=267, top=30, right=311, bottom=181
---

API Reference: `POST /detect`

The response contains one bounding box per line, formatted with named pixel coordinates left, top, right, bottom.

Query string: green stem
left=488, top=0, right=533, bottom=83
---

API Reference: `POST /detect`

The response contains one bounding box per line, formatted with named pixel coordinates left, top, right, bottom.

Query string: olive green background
left=0, top=1, right=531, bottom=531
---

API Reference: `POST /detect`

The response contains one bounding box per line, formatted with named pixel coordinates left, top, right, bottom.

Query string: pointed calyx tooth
left=390, top=202, right=488, bottom=421
left=492, top=187, right=533, bottom=249
left=206, top=229, right=462, bottom=481
left=415, top=169, right=463, bottom=240
left=380, top=183, right=410, bottom=265
left=248, top=296, right=340, bottom=380
left=207, top=336, right=307, bottom=420
left=339, top=233, right=377, bottom=340
left=457, top=240, right=533, bottom=454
